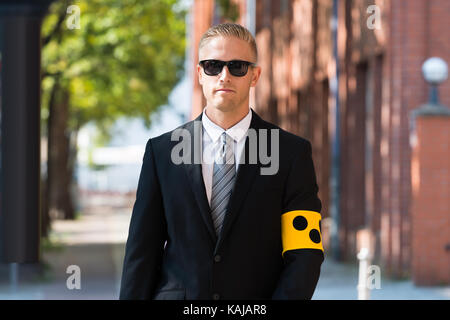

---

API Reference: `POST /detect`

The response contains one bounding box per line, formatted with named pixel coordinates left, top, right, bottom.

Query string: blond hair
left=198, top=23, right=258, bottom=62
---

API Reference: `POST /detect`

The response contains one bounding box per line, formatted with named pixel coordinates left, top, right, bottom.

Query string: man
left=120, top=23, right=324, bottom=300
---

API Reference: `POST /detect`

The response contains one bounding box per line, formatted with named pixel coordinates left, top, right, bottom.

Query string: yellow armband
left=281, top=210, right=324, bottom=256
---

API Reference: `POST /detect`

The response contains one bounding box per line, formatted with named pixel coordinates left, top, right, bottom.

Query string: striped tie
left=210, top=132, right=236, bottom=237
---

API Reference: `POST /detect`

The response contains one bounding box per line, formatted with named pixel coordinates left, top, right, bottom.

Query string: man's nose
left=218, top=65, right=232, bottom=81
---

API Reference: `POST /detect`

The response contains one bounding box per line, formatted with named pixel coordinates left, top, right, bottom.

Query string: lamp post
left=411, top=57, right=449, bottom=140
left=421, top=57, right=448, bottom=107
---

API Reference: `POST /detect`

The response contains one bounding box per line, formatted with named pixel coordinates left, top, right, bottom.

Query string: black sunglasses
left=199, top=59, right=256, bottom=77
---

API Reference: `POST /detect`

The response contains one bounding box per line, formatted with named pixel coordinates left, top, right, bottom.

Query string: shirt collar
left=202, top=107, right=252, bottom=143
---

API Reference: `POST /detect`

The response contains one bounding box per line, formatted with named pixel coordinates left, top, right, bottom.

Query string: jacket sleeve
left=272, top=139, right=324, bottom=300
left=119, top=139, right=167, bottom=300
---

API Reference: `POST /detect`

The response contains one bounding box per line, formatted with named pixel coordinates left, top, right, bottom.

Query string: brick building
left=189, top=0, right=449, bottom=282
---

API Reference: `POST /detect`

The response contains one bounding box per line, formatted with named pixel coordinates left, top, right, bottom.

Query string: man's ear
left=250, top=66, right=261, bottom=87
left=197, top=64, right=203, bottom=85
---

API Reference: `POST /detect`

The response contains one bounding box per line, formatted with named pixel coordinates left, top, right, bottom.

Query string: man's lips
left=215, top=89, right=234, bottom=93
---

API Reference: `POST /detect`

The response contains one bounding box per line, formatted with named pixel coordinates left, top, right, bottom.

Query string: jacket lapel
left=183, top=114, right=218, bottom=244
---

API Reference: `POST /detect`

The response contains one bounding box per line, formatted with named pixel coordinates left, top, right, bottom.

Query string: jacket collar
left=201, top=107, right=252, bottom=144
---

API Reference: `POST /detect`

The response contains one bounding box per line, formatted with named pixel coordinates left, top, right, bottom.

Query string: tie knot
left=221, top=132, right=228, bottom=145
left=221, top=132, right=235, bottom=147
left=217, top=132, right=234, bottom=164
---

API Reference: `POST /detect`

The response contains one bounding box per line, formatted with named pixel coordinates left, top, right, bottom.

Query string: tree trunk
left=41, top=2, right=78, bottom=232
left=47, top=81, right=75, bottom=221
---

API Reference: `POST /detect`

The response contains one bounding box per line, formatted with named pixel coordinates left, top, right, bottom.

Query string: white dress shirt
left=201, top=107, right=252, bottom=206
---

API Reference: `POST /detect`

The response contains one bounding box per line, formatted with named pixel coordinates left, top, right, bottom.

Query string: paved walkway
left=0, top=192, right=448, bottom=300
left=314, top=257, right=450, bottom=300
left=0, top=192, right=130, bottom=300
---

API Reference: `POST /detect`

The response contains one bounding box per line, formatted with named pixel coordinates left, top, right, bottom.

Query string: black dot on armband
left=309, top=229, right=321, bottom=243
left=293, top=215, right=308, bottom=231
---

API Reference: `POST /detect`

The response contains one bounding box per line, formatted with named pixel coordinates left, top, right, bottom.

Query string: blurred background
left=0, top=0, right=448, bottom=300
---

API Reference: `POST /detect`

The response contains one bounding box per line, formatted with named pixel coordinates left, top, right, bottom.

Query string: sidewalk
left=314, top=257, right=450, bottom=300
left=0, top=192, right=448, bottom=300
left=0, top=192, right=131, bottom=300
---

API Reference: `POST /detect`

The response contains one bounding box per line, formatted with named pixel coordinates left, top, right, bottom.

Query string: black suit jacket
left=119, top=109, right=324, bottom=300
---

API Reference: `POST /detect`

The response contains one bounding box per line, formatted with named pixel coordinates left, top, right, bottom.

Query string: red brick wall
left=428, top=0, right=450, bottom=105
left=378, top=0, right=450, bottom=277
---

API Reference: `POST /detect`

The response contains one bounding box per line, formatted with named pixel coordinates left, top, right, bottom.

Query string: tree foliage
left=41, top=0, right=187, bottom=138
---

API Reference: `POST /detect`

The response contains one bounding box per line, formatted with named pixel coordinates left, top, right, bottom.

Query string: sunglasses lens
left=228, top=61, right=249, bottom=77
left=202, top=60, right=224, bottom=76
left=201, top=60, right=252, bottom=77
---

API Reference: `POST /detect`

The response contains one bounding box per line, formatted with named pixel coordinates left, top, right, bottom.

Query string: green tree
left=41, top=0, right=186, bottom=235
